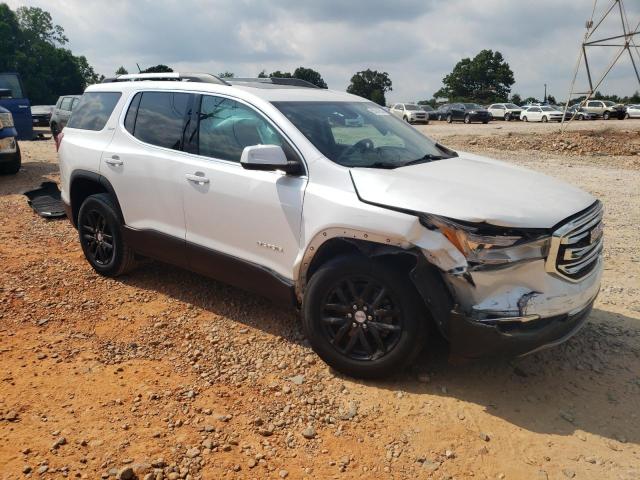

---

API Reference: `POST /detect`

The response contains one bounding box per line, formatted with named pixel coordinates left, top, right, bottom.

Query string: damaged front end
left=412, top=209, right=602, bottom=358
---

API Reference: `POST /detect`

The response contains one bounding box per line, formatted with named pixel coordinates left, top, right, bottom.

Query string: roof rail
left=102, top=72, right=230, bottom=85
left=228, top=77, right=320, bottom=89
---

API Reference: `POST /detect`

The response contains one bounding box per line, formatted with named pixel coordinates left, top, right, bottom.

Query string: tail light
left=55, top=131, right=64, bottom=152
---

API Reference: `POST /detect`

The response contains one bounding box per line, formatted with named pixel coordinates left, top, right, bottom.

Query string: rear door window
left=60, top=97, right=73, bottom=111
left=67, top=92, right=122, bottom=131
left=131, top=91, right=191, bottom=150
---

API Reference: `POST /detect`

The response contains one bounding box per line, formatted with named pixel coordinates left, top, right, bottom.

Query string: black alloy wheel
left=302, top=255, right=427, bottom=379
left=80, top=209, right=114, bottom=266
left=320, top=275, right=403, bottom=362
left=77, top=193, right=136, bottom=276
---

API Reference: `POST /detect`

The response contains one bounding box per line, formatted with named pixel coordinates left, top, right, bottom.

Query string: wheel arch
left=69, top=170, right=124, bottom=227
left=298, top=233, right=454, bottom=336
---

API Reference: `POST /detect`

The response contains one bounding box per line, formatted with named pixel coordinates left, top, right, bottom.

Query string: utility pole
left=544, top=83, right=547, bottom=103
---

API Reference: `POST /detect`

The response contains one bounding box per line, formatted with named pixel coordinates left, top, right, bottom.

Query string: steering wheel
left=337, top=138, right=375, bottom=162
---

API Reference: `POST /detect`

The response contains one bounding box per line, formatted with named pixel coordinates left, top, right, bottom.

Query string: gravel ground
left=0, top=125, right=639, bottom=480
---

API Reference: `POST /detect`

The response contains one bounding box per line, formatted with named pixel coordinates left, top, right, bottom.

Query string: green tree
left=546, top=94, right=557, bottom=105
left=346, top=69, right=393, bottom=106
left=510, top=93, right=522, bottom=105
left=0, top=3, right=102, bottom=104
left=0, top=4, right=22, bottom=71
left=268, top=70, right=293, bottom=78
left=115, top=66, right=128, bottom=75
left=523, top=96, right=540, bottom=105
left=142, top=64, right=173, bottom=73
left=292, top=67, right=327, bottom=88
left=257, top=69, right=268, bottom=78
left=434, top=49, right=514, bottom=103
left=418, top=99, right=437, bottom=108
left=218, top=71, right=234, bottom=78
left=16, top=6, right=67, bottom=45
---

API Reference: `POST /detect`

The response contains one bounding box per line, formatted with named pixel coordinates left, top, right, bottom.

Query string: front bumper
left=440, top=255, right=602, bottom=358
left=448, top=296, right=594, bottom=358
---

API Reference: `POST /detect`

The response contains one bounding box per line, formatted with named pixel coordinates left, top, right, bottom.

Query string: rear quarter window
left=67, top=92, right=122, bottom=131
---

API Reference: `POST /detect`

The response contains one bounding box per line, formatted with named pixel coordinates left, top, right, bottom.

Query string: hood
left=350, top=152, right=596, bottom=229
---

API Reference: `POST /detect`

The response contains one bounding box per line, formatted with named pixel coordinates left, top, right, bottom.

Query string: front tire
left=542, top=116, right=548, bottom=123
left=464, top=114, right=471, bottom=124
left=302, top=255, right=427, bottom=379
left=603, top=111, right=610, bottom=120
left=504, top=112, right=511, bottom=121
left=78, top=193, right=136, bottom=277
left=446, top=114, right=453, bottom=123
left=522, top=115, right=528, bottom=122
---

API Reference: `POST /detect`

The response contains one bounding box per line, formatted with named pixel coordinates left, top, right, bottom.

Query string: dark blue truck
left=0, top=72, right=33, bottom=141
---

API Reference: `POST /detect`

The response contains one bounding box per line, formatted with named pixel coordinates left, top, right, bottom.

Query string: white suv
left=487, top=103, right=522, bottom=121
left=390, top=103, right=429, bottom=124
left=58, top=72, right=603, bottom=378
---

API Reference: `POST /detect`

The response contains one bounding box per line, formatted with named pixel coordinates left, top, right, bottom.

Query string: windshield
left=273, top=101, right=454, bottom=168
left=463, top=103, right=482, bottom=109
left=0, top=73, right=25, bottom=98
left=541, top=106, right=555, bottom=111
left=421, top=105, right=434, bottom=111
left=603, top=101, right=615, bottom=106
left=505, top=103, right=519, bottom=109
left=404, top=104, right=420, bottom=110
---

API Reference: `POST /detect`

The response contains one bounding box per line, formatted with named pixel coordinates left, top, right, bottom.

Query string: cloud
left=5, top=0, right=639, bottom=101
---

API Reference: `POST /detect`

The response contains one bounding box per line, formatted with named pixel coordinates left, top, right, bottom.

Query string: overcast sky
left=6, top=0, right=640, bottom=102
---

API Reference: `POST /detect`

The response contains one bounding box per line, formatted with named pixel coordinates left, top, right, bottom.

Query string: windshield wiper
left=400, top=154, right=448, bottom=168
left=358, top=161, right=402, bottom=169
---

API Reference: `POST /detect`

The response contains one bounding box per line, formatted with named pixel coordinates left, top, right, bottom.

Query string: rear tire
left=542, top=116, right=548, bottom=123
left=504, top=112, right=511, bottom=121
left=78, top=193, right=136, bottom=277
left=522, top=115, right=528, bottom=122
left=302, top=255, right=427, bottom=379
left=0, top=143, right=21, bottom=175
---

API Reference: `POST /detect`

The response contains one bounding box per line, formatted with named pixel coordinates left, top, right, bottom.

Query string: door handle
left=185, top=173, right=210, bottom=184
left=105, top=155, right=123, bottom=166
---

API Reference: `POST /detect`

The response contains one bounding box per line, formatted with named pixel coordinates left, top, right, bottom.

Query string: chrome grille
left=545, top=201, right=604, bottom=281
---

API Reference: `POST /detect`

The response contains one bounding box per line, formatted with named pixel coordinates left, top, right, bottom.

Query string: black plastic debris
left=24, top=181, right=66, bottom=218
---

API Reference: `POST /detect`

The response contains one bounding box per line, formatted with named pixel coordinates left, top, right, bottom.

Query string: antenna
left=562, top=0, right=640, bottom=128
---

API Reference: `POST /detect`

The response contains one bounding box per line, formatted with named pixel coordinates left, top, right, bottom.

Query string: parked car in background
left=0, top=106, right=21, bottom=174
left=31, top=105, right=55, bottom=127
left=419, top=104, right=438, bottom=120
left=444, top=103, right=491, bottom=123
left=390, top=103, right=429, bottom=124
left=521, top=106, right=564, bottom=122
left=624, top=104, right=640, bottom=118
left=58, top=72, right=604, bottom=378
left=435, top=104, right=452, bottom=121
left=564, top=104, right=596, bottom=121
left=0, top=72, right=33, bottom=140
left=582, top=100, right=625, bottom=120
left=329, top=111, right=365, bottom=127
left=50, top=95, right=81, bottom=135
left=487, top=103, right=522, bottom=121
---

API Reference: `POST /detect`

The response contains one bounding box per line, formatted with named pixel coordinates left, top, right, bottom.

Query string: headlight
left=422, top=215, right=550, bottom=265
left=0, top=112, right=14, bottom=128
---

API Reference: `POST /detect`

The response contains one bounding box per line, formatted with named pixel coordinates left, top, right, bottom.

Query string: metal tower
left=562, top=0, right=639, bottom=125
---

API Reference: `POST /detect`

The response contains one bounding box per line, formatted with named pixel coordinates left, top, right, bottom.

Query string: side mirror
left=240, top=144, right=302, bottom=174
